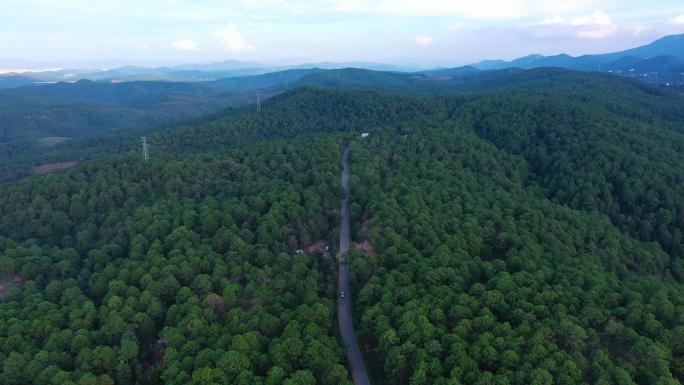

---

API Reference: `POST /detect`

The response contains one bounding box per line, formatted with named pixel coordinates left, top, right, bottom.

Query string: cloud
left=214, top=24, right=254, bottom=53
left=673, top=15, right=684, bottom=25
left=331, top=0, right=617, bottom=20
left=241, top=0, right=288, bottom=6
left=172, top=38, right=198, bottom=51
left=572, top=10, right=617, bottom=39
left=539, top=16, right=567, bottom=25
left=333, top=0, right=526, bottom=20
left=526, top=9, right=617, bottom=39
left=631, top=25, right=647, bottom=36
left=415, top=35, right=433, bottom=46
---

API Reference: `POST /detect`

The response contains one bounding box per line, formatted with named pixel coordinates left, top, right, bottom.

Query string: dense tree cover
left=0, top=134, right=352, bottom=384
left=0, top=90, right=207, bottom=142
left=295, top=68, right=684, bottom=132
left=0, top=94, right=232, bottom=181
left=0, top=75, right=296, bottom=180
left=0, top=77, right=281, bottom=143
left=154, top=87, right=440, bottom=154
left=230, top=85, right=684, bottom=267
left=1, top=71, right=684, bottom=385
left=9, top=68, right=681, bottom=181
left=453, top=95, right=684, bottom=264
left=0, top=134, right=142, bottom=182
left=347, top=130, right=684, bottom=385
left=0, top=86, right=433, bottom=181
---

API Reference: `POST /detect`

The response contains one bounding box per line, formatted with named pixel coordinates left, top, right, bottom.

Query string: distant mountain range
left=470, top=34, right=684, bottom=84
left=0, top=60, right=417, bottom=84
left=0, top=75, right=42, bottom=90
left=2, top=34, right=683, bottom=87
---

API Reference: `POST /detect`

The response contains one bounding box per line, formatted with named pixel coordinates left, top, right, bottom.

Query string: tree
left=284, top=370, right=315, bottom=385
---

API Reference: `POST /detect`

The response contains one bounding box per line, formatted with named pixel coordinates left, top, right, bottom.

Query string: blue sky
left=2, top=0, right=684, bottom=68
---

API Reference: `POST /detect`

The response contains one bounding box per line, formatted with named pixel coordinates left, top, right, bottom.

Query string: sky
left=2, top=0, right=684, bottom=69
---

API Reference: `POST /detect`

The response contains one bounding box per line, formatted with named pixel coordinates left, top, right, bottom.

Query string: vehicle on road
left=340, top=290, right=346, bottom=298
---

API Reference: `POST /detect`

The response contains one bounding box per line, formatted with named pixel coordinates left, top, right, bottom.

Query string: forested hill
left=347, top=127, right=684, bottom=385
left=0, top=68, right=319, bottom=143
left=0, top=69, right=321, bottom=180
left=152, top=82, right=684, bottom=257
left=294, top=67, right=684, bottom=128
left=0, top=80, right=238, bottom=142
left=3, top=66, right=681, bottom=181
left=1, top=69, right=684, bottom=384
left=0, top=133, right=354, bottom=385
left=153, top=87, right=439, bottom=153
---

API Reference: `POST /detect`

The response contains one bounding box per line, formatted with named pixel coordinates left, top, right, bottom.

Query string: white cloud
left=331, top=0, right=615, bottom=20
left=570, top=9, right=611, bottom=26
left=527, top=9, right=617, bottom=39
left=214, top=24, right=254, bottom=53
left=333, top=0, right=526, bottom=20
left=631, top=25, right=647, bottom=36
left=172, top=38, right=198, bottom=51
left=539, top=16, right=567, bottom=25
left=415, top=35, right=433, bottom=46
left=572, top=10, right=617, bottom=39
left=240, top=0, right=288, bottom=6
left=673, top=15, right=684, bottom=25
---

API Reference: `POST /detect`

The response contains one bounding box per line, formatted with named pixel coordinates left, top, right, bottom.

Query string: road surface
left=338, top=146, right=371, bottom=385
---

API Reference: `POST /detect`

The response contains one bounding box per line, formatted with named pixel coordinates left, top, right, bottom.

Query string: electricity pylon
left=142, top=137, right=149, bottom=161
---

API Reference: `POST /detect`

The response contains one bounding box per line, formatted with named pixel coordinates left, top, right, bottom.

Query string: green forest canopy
left=0, top=70, right=684, bottom=384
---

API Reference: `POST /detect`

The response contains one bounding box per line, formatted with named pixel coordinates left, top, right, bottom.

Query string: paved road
left=337, top=147, right=371, bottom=385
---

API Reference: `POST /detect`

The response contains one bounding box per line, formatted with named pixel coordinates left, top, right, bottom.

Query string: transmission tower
left=257, top=94, right=261, bottom=113
left=141, top=137, right=149, bottom=161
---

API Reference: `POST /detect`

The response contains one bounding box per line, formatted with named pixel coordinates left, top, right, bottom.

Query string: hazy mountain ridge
left=0, top=60, right=418, bottom=84
left=470, top=33, right=684, bottom=84
left=0, top=75, right=40, bottom=89
left=2, top=34, right=682, bottom=89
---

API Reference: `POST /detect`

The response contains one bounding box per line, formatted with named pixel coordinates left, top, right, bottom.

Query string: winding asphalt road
left=337, top=147, right=372, bottom=385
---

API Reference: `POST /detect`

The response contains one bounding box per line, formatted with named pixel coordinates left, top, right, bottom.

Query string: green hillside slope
left=0, top=134, right=352, bottom=385
left=348, top=130, right=684, bottom=385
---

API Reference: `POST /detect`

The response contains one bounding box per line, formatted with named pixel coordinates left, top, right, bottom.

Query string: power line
left=141, top=137, right=149, bottom=161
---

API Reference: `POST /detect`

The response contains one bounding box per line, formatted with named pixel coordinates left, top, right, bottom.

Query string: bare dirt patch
left=32, top=160, right=79, bottom=175
left=306, top=240, right=328, bottom=255
left=352, top=240, right=374, bottom=255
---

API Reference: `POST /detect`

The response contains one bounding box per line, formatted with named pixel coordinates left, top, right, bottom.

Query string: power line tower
left=141, top=137, right=149, bottom=161
left=257, top=94, right=261, bottom=113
